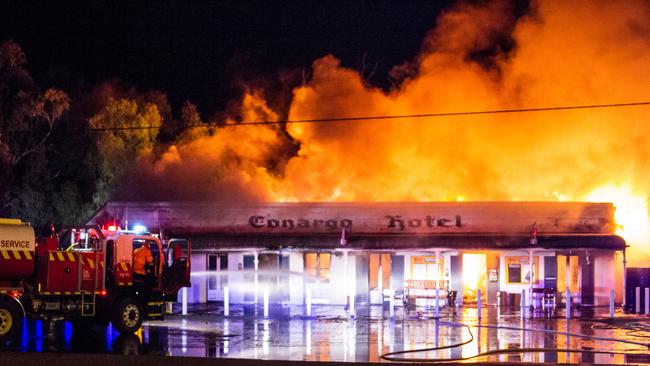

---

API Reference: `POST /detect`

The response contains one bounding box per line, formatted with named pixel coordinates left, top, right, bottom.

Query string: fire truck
left=0, top=218, right=191, bottom=340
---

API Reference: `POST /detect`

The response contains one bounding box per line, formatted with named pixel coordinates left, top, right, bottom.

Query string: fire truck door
left=58, top=252, right=80, bottom=293
left=163, top=239, right=191, bottom=295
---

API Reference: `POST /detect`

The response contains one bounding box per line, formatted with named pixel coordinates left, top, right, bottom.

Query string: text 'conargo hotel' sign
left=228, top=202, right=613, bottom=235
left=247, top=214, right=463, bottom=232
left=91, top=201, right=616, bottom=235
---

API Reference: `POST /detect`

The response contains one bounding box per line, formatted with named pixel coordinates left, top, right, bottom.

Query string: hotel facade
left=87, top=201, right=627, bottom=309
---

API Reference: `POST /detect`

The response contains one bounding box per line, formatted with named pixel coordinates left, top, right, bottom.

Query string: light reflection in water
left=223, top=319, right=229, bottom=354
left=305, top=319, right=312, bottom=356
left=21, top=318, right=28, bottom=351
left=342, top=319, right=347, bottom=362
left=106, top=323, right=113, bottom=352
left=34, top=319, right=42, bottom=353
left=181, top=319, right=187, bottom=354
left=1, top=306, right=647, bottom=364
left=262, top=320, right=269, bottom=355
left=348, top=322, right=356, bottom=360
left=64, top=321, right=72, bottom=350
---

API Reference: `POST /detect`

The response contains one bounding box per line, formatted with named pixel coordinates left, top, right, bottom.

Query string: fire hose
left=380, top=319, right=650, bottom=363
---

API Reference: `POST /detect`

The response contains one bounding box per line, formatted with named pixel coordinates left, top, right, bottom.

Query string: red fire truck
left=0, top=218, right=191, bottom=340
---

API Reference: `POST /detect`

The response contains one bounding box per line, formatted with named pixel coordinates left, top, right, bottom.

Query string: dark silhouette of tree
left=87, top=97, right=161, bottom=206
left=0, top=40, right=71, bottom=229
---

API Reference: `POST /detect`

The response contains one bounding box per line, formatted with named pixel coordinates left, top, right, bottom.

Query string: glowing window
left=305, top=253, right=318, bottom=277
left=319, top=253, right=331, bottom=281
left=411, top=256, right=443, bottom=280
left=304, top=252, right=330, bottom=281
left=505, top=256, right=539, bottom=284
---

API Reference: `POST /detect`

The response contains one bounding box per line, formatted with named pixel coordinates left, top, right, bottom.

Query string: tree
left=87, top=97, right=161, bottom=205
left=9, top=88, right=70, bottom=166
left=174, top=101, right=213, bottom=144
left=0, top=39, right=36, bottom=193
left=0, top=40, right=71, bottom=230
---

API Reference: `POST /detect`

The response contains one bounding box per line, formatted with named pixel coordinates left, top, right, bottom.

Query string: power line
left=6, top=101, right=650, bottom=132
left=228, top=101, right=650, bottom=126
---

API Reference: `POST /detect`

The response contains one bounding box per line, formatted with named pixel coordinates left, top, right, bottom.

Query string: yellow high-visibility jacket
left=133, top=245, right=153, bottom=275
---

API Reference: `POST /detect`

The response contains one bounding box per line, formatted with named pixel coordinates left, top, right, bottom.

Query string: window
left=411, top=256, right=443, bottom=281
left=507, top=262, right=522, bottom=283
left=207, top=254, right=228, bottom=301
left=166, top=239, right=189, bottom=267
left=243, top=255, right=255, bottom=302
left=133, top=239, right=160, bottom=276
left=208, top=254, right=218, bottom=294
left=505, top=256, right=539, bottom=284
left=304, top=252, right=331, bottom=281
left=369, top=254, right=391, bottom=290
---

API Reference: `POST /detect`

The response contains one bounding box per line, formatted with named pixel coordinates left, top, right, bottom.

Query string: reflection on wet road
left=2, top=305, right=650, bottom=364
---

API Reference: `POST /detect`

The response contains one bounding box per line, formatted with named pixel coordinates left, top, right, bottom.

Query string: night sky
left=0, top=1, right=453, bottom=115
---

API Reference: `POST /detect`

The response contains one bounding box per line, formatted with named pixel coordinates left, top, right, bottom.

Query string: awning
left=186, top=233, right=626, bottom=251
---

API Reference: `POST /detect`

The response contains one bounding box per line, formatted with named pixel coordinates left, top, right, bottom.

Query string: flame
left=586, top=185, right=650, bottom=265
left=462, top=253, right=486, bottom=294
left=121, top=1, right=650, bottom=265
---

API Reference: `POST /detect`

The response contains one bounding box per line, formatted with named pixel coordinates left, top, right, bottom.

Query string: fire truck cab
left=0, top=221, right=191, bottom=340
left=99, top=229, right=192, bottom=332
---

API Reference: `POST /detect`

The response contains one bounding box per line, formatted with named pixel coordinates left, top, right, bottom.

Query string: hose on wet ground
left=383, top=344, right=648, bottom=363
left=590, top=319, right=650, bottom=339
left=479, top=323, right=650, bottom=348
left=380, top=318, right=650, bottom=363
left=379, top=321, right=474, bottom=362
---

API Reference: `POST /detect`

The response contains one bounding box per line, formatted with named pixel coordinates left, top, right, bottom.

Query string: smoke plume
left=120, top=1, right=650, bottom=264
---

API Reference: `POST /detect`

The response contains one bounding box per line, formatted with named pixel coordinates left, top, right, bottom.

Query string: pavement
left=2, top=302, right=650, bottom=364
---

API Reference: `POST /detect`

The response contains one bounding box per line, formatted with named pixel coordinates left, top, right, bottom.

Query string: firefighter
left=133, top=241, right=154, bottom=285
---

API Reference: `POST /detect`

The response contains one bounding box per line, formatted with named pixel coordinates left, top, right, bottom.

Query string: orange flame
left=136, top=1, right=650, bottom=265
left=586, top=185, right=650, bottom=265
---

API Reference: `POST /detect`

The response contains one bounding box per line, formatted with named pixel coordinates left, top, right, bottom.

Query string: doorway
left=462, top=253, right=487, bottom=303
left=557, top=254, right=580, bottom=292
left=207, top=254, right=228, bottom=301
left=369, top=253, right=391, bottom=304
left=557, top=251, right=595, bottom=305
left=243, top=255, right=255, bottom=302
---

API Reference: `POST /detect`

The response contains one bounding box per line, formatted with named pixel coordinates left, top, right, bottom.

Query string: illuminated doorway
left=462, top=253, right=487, bottom=303
left=557, top=254, right=581, bottom=305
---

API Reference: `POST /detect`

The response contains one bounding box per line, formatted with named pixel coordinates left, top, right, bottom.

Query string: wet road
left=2, top=304, right=650, bottom=364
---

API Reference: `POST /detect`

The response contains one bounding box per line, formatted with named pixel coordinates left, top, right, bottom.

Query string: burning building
left=111, top=1, right=650, bottom=268
left=85, top=1, right=649, bottom=312
left=87, top=201, right=626, bottom=309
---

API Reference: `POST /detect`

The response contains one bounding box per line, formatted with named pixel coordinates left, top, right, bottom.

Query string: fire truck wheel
left=0, top=299, right=22, bottom=340
left=112, top=297, right=144, bottom=334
